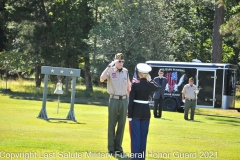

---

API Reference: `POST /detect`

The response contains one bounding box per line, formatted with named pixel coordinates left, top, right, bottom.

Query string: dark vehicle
left=145, top=61, right=237, bottom=111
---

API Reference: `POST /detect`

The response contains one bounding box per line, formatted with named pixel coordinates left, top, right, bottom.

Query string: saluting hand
left=108, top=60, right=119, bottom=67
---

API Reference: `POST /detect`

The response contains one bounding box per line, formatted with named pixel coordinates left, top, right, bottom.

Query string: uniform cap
left=136, top=63, right=152, bottom=73
left=114, top=53, right=124, bottom=60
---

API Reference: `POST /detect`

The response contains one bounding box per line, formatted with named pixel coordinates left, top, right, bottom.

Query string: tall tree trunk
left=212, top=2, right=224, bottom=63
left=84, top=55, right=93, bottom=92
left=35, top=62, right=41, bottom=87
left=0, top=0, right=7, bottom=52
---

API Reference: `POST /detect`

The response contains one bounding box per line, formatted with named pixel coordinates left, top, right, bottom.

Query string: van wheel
left=163, top=99, right=177, bottom=111
left=177, top=107, right=184, bottom=113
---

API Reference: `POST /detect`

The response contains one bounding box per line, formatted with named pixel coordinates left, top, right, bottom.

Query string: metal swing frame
left=38, top=66, right=81, bottom=122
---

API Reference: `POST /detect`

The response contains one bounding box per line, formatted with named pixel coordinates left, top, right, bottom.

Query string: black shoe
left=108, top=151, right=114, bottom=155
left=190, top=119, right=194, bottom=121
left=115, top=151, right=124, bottom=157
left=184, top=118, right=189, bottom=120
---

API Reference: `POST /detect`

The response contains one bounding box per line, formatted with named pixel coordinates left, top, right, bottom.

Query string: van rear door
left=196, top=70, right=216, bottom=108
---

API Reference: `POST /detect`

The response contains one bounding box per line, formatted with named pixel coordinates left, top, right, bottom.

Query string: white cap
left=136, top=63, right=152, bottom=73
left=192, top=59, right=201, bottom=63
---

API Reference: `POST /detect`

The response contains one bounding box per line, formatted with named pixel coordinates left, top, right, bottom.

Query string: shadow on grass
left=113, top=154, right=131, bottom=160
left=188, top=120, right=203, bottom=123
left=36, top=117, right=86, bottom=124
left=0, top=89, right=109, bottom=106
left=206, top=116, right=240, bottom=126
left=153, top=117, right=173, bottom=121
left=47, top=120, right=86, bottom=125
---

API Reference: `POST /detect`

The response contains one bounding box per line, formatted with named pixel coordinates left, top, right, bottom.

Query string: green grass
left=0, top=93, right=240, bottom=160
left=0, top=79, right=240, bottom=160
left=0, top=79, right=109, bottom=106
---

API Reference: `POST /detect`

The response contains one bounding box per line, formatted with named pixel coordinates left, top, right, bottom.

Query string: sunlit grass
left=0, top=79, right=109, bottom=105
left=0, top=93, right=240, bottom=160
left=1, top=79, right=240, bottom=115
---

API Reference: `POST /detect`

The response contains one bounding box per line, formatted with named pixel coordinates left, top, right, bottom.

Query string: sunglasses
left=118, top=60, right=124, bottom=63
left=159, top=72, right=164, bottom=74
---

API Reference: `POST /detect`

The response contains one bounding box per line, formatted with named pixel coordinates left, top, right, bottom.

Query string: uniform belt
left=133, top=100, right=149, bottom=104
left=186, top=98, right=196, bottom=101
left=110, top=95, right=127, bottom=100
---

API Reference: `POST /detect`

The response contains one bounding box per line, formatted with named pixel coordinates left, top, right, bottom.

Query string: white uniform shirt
left=182, top=84, right=197, bottom=99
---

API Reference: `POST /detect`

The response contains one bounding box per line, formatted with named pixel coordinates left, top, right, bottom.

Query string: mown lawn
left=0, top=91, right=240, bottom=160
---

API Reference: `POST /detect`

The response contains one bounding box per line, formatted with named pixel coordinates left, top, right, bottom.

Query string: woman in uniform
left=128, top=63, right=160, bottom=160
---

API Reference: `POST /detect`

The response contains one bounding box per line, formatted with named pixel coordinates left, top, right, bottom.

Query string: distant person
left=100, top=53, right=131, bottom=156
left=182, top=77, right=199, bottom=120
left=128, top=63, right=160, bottom=160
left=153, top=69, right=168, bottom=118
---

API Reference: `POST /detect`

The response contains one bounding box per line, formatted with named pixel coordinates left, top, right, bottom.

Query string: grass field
left=1, top=92, right=240, bottom=160
left=0, top=80, right=240, bottom=160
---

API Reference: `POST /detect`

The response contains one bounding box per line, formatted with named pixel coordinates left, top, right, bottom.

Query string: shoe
left=108, top=151, right=114, bottom=155
left=115, top=151, right=124, bottom=157
left=190, top=119, right=194, bottom=121
left=184, top=118, right=189, bottom=120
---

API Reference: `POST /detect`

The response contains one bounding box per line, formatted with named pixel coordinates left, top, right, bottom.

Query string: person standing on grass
left=182, top=77, right=199, bottom=120
left=128, top=63, right=160, bottom=160
left=100, top=53, right=131, bottom=156
left=153, top=69, right=168, bottom=118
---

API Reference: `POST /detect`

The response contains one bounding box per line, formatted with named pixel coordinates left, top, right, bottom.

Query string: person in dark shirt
left=128, top=63, right=160, bottom=160
left=153, top=69, right=168, bottom=118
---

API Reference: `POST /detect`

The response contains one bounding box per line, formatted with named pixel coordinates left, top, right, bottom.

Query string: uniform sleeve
left=128, top=83, right=136, bottom=118
left=195, top=85, right=198, bottom=90
left=182, top=85, right=186, bottom=93
left=153, top=77, right=158, bottom=82
left=150, top=79, right=160, bottom=91
left=100, top=68, right=110, bottom=81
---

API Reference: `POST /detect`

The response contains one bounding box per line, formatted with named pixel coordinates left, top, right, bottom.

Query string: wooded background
left=0, top=0, right=239, bottom=92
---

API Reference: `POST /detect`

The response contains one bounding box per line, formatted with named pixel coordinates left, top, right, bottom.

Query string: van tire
left=163, top=99, right=177, bottom=111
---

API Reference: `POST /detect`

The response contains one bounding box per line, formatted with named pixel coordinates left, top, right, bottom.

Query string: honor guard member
left=100, top=53, right=131, bottom=156
left=153, top=69, right=168, bottom=118
left=128, top=63, right=160, bottom=160
left=182, top=77, right=199, bottom=120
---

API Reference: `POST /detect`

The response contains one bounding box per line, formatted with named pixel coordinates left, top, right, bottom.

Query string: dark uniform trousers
left=128, top=78, right=160, bottom=159
left=184, top=99, right=196, bottom=120
left=129, top=118, right=149, bottom=160
left=108, top=98, right=128, bottom=152
left=153, top=95, right=164, bottom=118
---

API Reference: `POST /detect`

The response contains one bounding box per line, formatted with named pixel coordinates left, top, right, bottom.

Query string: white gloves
left=108, top=60, right=118, bottom=67
left=182, top=99, right=185, bottom=103
left=128, top=118, right=132, bottom=121
left=194, top=89, right=199, bottom=94
left=147, top=74, right=151, bottom=81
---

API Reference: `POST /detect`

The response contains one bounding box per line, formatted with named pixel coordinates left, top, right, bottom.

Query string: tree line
left=0, top=0, right=239, bottom=92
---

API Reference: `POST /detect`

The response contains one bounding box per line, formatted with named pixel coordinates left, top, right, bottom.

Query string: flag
left=171, top=71, right=178, bottom=89
left=166, top=72, right=178, bottom=93
left=132, top=70, right=139, bottom=83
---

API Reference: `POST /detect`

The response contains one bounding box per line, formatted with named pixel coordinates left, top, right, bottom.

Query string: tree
left=91, top=0, right=173, bottom=78
left=1, top=0, right=94, bottom=89
left=0, top=0, right=8, bottom=52
left=212, top=0, right=224, bottom=63
left=165, top=0, right=215, bottom=63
